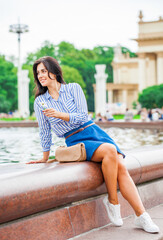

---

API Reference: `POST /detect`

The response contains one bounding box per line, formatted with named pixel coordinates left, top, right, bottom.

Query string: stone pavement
left=73, top=204, right=163, bottom=240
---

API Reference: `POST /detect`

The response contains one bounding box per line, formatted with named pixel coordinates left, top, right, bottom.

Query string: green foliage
left=138, top=84, right=163, bottom=109
left=26, top=41, right=57, bottom=65
left=122, top=47, right=137, bottom=58
left=0, top=55, right=17, bottom=113
left=24, top=41, right=137, bottom=113
left=61, top=65, right=87, bottom=98
left=132, top=101, right=137, bottom=109
left=57, top=41, right=76, bottom=59
left=113, top=114, right=140, bottom=120
left=0, top=95, right=11, bottom=113
left=0, top=39, right=138, bottom=115
left=113, top=114, right=124, bottom=120
left=0, top=117, right=24, bottom=121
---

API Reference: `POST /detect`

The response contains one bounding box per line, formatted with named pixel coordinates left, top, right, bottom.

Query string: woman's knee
left=102, top=144, right=118, bottom=165
left=118, top=157, right=128, bottom=175
left=91, top=143, right=118, bottom=163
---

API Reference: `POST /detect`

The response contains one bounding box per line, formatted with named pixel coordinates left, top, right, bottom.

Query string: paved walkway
left=73, top=204, right=163, bottom=240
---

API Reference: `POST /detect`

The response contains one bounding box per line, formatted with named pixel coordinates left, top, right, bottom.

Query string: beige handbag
left=55, top=143, right=87, bottom=162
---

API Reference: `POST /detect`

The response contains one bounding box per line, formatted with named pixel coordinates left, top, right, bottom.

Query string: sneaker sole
left=135, top=223, right=160, bottom=233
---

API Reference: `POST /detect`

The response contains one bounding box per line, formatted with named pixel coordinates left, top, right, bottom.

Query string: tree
left=0, top=55, right=17, bottom=113
left=138, top=84, right=163, bottom=108
left=57, top=41, right=76, bottom=58
left=93, top=46, right=114, bottom=83
left=24, top=41, right=137, bottom=113
left=122, top=47, right=137, bottom=58
left=61, top=65, right=87, bottom=98
left=26, top=41, right=57, bottom=65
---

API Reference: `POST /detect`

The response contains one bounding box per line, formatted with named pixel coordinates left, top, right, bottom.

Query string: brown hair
left=33, top=56, right=66, bottom=98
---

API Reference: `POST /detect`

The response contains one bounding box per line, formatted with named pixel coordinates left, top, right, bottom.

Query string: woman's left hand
left=43, top=108, right=70, bottom=122
left=43, top=108, right=60, bottom=118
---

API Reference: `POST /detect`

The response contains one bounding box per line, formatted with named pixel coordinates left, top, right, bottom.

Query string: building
left=94, top=11, right=163, bottom=114
left=110, top=11, right=163, bottom=109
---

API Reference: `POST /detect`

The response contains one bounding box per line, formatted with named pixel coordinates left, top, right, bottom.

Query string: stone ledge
left=0, top=121, right=38, bottom=128
left=0, top=179, right=162, bottom=240
left=96, top=121, right=163, bottom=130
left=0, top=120, right=163, bottom=130
left=0, top=145, right=163, bottom=225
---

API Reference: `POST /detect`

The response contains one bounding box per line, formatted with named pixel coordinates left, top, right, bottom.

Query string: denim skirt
left=64, top=120, right=125, bottom=161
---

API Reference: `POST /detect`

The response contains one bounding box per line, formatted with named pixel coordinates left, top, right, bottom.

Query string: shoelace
left=140, top=214, right=154, bottom=227
left=108, top=203, right=121, bottom=219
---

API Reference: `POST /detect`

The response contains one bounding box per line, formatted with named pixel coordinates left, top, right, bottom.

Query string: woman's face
left=37, top=62, right=56, bottom=87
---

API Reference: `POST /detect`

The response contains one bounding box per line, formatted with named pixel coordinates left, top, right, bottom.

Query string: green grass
left=0, top=116, right=36, bottom=121
left=0, top=115, right=141, bottom=121
left=0, top=117, right=25, bottom=121
left=28, top=116, right=36, bottom=121
left=49, top=156, right=55, bottom=159
left=133, top=115, right=141, bottom=119
left=113, top=115, right=124, bottom=120
left=113, top=114, right=141, bottom=120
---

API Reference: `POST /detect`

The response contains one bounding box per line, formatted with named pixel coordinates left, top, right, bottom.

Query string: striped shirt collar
left=45, top=84, right=65, bottom=99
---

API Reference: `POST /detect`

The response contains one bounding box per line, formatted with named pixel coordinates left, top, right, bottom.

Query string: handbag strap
left=65, top=123, right=95, bottom=139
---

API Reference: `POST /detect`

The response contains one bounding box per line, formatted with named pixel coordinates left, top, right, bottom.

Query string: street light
left=9, top=21, right=29, bottom=117
left=9, top=22, right=29, bottom=71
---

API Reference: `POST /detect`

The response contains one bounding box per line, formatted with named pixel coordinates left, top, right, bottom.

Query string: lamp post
left=9, top=21, right=29, bottom=117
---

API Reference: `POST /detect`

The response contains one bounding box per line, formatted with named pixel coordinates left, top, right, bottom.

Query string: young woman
left=27, top=56, right=159, bottom=233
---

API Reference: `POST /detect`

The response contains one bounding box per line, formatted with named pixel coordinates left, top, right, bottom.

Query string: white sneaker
left=103, top=197, right=123, bottom=226
left=134, top=212, right=160, bottom=233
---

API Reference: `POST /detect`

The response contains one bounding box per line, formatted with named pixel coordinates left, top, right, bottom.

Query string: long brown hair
left=33, top=56, right=66, bottom=98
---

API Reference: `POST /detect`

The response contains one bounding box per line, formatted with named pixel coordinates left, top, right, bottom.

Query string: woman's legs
left=91, top=143, right=145, bottom=215
left=117, top=154, right=145, bottom=216
left=91, top=143, right=159, bottom=232
left=91, top=143, right=119, bottom=205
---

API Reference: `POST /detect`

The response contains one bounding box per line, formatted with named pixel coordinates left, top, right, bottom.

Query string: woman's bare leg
left=91, top=143, right=119, bottom=204
left=91, top=143, right=145, bottom=215
left=117, top=154, right=145, bottom=216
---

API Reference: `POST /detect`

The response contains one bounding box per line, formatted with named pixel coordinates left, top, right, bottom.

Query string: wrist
left=42, top=158, right=48, bottom=162
left=43, top=151, right=50, bottom=161
left=59, top=112, right=70, bottom=121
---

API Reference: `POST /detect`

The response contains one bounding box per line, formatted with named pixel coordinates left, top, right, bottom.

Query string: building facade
left=110, top=11, right=163, bottom=109
left=93, top=11, right=163, bottom=114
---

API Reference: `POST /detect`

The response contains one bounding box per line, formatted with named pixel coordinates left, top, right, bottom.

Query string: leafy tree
left=0, top=93, right=12, bottom=113
left=57, top=41, right=76, bottom=58
left=26, top=41, right=57, bottom=65
left=24, top=41, right=137, bottom=113
left=57, top=44, right=96, bottom=110
left=61, top=65, right=87, bottom=98
left=122, top=47, right=137, bottom=58
left=80, top=49, right=97, bottom=60
left=0, top=55, right=17, bottom=113
left=138, top=84, right=163, bottom=108
left=92, top=46, right=114, bottom=83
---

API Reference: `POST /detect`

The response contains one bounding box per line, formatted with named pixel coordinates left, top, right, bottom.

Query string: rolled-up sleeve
left=34, top=100, right=52, bottom=152
left=69, top=83, right=88, bottom=124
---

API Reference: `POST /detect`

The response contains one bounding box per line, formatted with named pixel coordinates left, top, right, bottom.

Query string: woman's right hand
left=26, top=159, right=48, bottom=164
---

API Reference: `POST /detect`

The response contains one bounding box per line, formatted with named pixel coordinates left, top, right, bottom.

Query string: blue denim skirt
left=64, top=120, right=125, bottom=161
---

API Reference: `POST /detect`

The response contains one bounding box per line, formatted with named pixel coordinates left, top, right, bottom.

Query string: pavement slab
left=72, top=204, right=163, bottom=240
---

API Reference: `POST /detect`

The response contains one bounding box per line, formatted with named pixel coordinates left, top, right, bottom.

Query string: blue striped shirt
left=34, top=83, right=89, bottom=151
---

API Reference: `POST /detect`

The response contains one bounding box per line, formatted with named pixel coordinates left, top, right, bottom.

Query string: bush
left=138, top=84, right=163, bottom=108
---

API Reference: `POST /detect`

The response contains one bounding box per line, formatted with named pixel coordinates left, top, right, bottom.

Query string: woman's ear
left=49, top=72, right=56, bottom=80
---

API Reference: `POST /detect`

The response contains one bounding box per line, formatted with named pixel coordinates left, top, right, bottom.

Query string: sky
left=0, top=0, right=163, bottom=64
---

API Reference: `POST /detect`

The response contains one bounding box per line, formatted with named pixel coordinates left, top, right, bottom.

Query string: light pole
left=9, top=21, right=29, bottom=117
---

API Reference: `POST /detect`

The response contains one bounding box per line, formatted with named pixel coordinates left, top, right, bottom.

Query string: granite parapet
left=0, top=120, right=163, bottom=130
left=0, top=145, right=163, bottom=225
